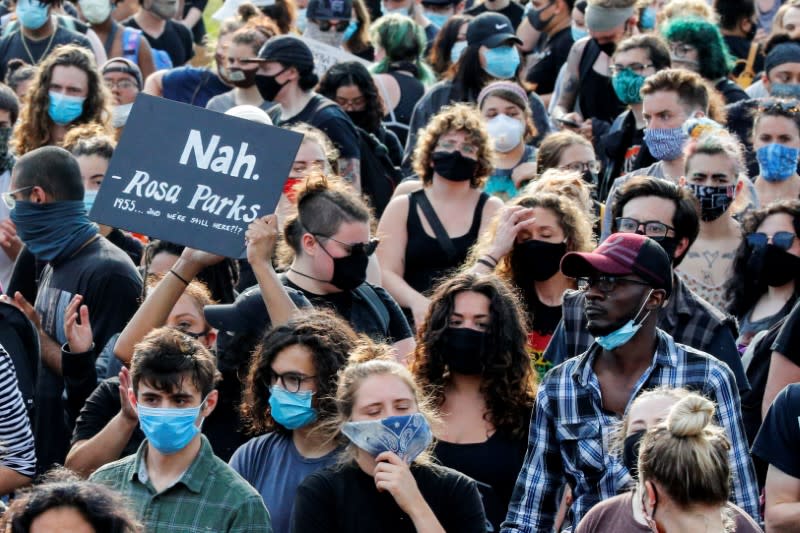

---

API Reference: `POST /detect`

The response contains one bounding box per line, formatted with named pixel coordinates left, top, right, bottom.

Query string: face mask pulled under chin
left=593, top=289, right=653, bottom=351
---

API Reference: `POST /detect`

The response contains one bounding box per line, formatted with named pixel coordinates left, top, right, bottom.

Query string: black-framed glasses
left=2, top=185, right=33, bottom=209
left=609, top=63, right=654, bottom=76
left=577, top=275, right=652, bottom=293
left=615, top=217, right=675, bottom=241
left=103, top=79, right=138, bottom=90
left=314, top=234, right=380, bottom=256
left=269, top=370, right=317, bottom=393
left=758, top=99, right=800, bottom=114
left=314, top=19, right=349, bottom=32
left=746, top=231, right=797, bottom=251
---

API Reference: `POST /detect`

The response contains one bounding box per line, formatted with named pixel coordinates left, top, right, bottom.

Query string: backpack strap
left=412, top=190, right=457, bottom=262
left=735, top=41, right=760, bottom=89
left=121, top=26, right=142, bottom=63
left=354, top=284, right=390, bottom=335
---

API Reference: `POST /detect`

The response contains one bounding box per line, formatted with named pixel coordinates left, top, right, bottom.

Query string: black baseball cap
left=204, top=285, right=311, bottom=334
left=466, top=12, right=522, bottom=48
left=257, top=35, right=315, bottom=75
left=307, top=0, right=352, bottom=19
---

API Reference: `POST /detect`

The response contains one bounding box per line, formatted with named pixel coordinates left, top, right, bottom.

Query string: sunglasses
left=759, top=99, right=800, bottom=114
left=315, top=19, right=349, bottom=32
left=746, top=231, right=796, bottom=251
left=315, top=234, right=380, bottom=256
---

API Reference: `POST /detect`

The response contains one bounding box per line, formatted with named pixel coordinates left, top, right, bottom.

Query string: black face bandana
left=255, top=69, right=288, bottom=101
left=511, top=239, right=568, bottom=285
left=441, top=327, right=487, bottom=375
left=623, top=429, right=645, bottom=478
left=431, top=151, right=478, bottom=182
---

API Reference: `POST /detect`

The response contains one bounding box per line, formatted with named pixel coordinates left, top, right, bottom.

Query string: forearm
left=65, top=414, right=137, bottom=477
left=0, top=467, right=30, bottom=495
left=381, top=270, right=424, bottom=309
left=767, top=503, right=800, bottom=532
left=39, top=330, right=63, bottom=375
left=251, top=260, right=296, bottom=327
left=409, top=501, right=445, bottom=533
left=181, top=6, right=202, bottom=27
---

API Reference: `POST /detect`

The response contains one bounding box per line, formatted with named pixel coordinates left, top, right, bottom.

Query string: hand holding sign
left=90, top=94, right=302, bottom=258
left=245, top=214, right=279, bottom=268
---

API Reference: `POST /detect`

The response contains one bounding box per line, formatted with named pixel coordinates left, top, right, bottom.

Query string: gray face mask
left=303, top=23, right=345, bottom=48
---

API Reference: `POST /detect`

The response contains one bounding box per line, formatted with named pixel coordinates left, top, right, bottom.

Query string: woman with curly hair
left=469, top=190, right=594, bottom=377
left=370, top=13, right=436, bottom=147
left=725, top=200, right=800, bottom=348
left=231, top=310, right=358, bottom=533
left=661, top=17, right=748, bottom=104
left=377, top=103, right=503, bottom=328
left=409, top=272, right=536, bottom=531
left=12, top=44, right=110, bottom=155
left=317, top=60, right=403, bottom=166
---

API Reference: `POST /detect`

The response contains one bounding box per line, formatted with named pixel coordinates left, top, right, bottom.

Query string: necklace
left=20, top=19, right=57, bottom=65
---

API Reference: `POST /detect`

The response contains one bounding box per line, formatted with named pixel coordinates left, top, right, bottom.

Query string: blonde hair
left=526, top=169, right=596, bottom=217
left=145, top=272, right=216, bottom=315
left=612, top=387, right=690, bottom=455
left=659, top=0, right=717, bottom=25
left=411, top=103, right=494, bottom=188
left=638, top=393, right=731, bottom=507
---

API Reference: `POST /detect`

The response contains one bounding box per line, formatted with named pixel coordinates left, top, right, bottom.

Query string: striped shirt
left=0, top=343, right=35, bottom=478
left=501, top=329, right=760, bottom=532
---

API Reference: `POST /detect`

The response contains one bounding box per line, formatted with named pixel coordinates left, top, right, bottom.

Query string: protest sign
left=302, top=37, right=372, bottom=78
left=90, top=93, right=302, bottom=258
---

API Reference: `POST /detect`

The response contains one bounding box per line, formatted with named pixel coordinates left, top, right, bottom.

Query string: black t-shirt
left=525, top=26, right=573, bottom=94
left=292, top=462, right=487, bottom=532
left=34, top=237, right=142, bottom=474
left=274, top=94, right=361, bottom=160
left=72, top=376, right=144, bottom=457
left=105, top=228, right=144, bottom=266
left=283, top=277, right=412, bottom=344
left=0, top=25, right=92, bottom=79
left=465, top=1, right=524, bottom=30
left=433, top=431, right=527, bottom=532
left=772, top=298, right=800, bottom=362
left=752, top=382, right=800, bottom=479
left=124, top=17, right=194, bottom=67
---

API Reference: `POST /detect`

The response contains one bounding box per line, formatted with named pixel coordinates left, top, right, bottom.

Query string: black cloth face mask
left=441, top=327, right=487, bottom=375
left=431, top=151, right=478, bottom=182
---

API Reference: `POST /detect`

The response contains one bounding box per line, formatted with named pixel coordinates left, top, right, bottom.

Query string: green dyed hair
left=662, top=17, right=734, bottom=80
left=369, top=14, right=436, bottom=86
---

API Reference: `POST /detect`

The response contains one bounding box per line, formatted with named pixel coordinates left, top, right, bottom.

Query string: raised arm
left=246, top=214, right=298, bottom=327
left=552, top=38, right=587, bottom=122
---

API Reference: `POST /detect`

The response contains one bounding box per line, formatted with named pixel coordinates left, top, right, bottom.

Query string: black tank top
left=403, top=190, right=489, bottom=295
left=383, top=71, right=424, bottom=147
left=577, top=39, right=625, bottom=124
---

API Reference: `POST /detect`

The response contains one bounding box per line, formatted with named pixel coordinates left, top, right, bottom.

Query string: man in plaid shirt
left=502, top=233, right=759, bottom=532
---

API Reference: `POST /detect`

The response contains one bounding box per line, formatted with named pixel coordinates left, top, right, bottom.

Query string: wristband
left=477, top=258, right=496, bottom=270
left=169, top=269, right=190, bottom=286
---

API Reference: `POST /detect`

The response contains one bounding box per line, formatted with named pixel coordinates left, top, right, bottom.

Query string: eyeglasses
left=609, top=63, right=654, bottom=76
left=315, top=234, right=380, bottom=256
left=270, top=370, right=317, bottom=393
left=104, top=79, right=138, bottom=90
left=758, top=99, right=800, bottom=114
left=436, top=139, right=479, bottom=156
left=335, top=96, right=365, bottom=110
left=668, top=43, right=697, bottom=58
left=615, top=217, right=675, bottom=240
left=2, top=185, right=33, bottom=209
left=314, top=19, right=349, bottom=32
left=577, top=275, right=652, bottom=293
left=561, top=160, right=601, bottom=174
left=746, top=231, right=797, bottom=251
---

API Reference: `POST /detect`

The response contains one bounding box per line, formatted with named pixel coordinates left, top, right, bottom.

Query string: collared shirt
left=502, top=329, right=760, bottom=532
left=90, top=436, right=272, bottom=533
left=547, top=276, right=750, bottom=394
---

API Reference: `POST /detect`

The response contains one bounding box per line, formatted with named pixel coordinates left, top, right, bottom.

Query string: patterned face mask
left=685, top=183, right=735, bottom=221
left=757, top=143, right=800, bottom=182
left=341, top=413, right=432, bottom=463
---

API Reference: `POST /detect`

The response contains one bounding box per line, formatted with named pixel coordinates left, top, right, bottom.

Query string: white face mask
left=486, top=113, right=525, bottom=152
left=111, top=103, right=133, bottom=128
left=78, top=0, right=112, bottom=23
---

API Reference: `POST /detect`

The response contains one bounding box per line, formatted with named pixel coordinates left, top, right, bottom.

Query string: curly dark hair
left=240, top=310, right=360, bottom=436
left=317, top=61, right=384, bottom=133
left=409, top=272, right=536, bottom=440
left=725, top=200, right=800, bottom=319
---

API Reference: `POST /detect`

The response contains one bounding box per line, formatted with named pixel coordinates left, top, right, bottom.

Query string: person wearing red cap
left=501, top=231, right=759, bottom=531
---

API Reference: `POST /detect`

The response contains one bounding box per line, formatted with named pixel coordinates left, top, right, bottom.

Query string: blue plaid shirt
left=501, top=329, right=760, bottom=532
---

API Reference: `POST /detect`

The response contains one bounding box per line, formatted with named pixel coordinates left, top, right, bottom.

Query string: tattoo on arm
left=339, top=158, right=361, bottom=192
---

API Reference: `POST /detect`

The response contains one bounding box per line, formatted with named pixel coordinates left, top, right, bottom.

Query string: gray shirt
left=205, top=90, right=272, bottom=114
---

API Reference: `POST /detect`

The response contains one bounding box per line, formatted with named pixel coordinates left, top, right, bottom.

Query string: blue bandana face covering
left=644, top=126, right=688, bottom=161
left=48, top=91, right=85, bottom=125
left=595, top=290, right=653, bottom=351
left=10, top=200, right=98, bottom=262
left=342, top=413, right=433, bottom=463
left=482, top=45, right=520, bottom=80
left=757, top=143, right=800, bottom=182
left=268, top=386, right=318, bottom=430
left=137, top=399, right=206, bottom=455
left=770, top=83, right=800, bottom=99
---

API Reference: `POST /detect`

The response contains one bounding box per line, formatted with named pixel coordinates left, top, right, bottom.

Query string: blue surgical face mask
left=16, top=0, right=49, bottom=30
left=268, top=385, right=317, bottom=430
left=571, top=24, right=588, bottom=41
left=426, top=11, right=449, bottom=28
left=757, top=143, right=800, bottom=182
left=296, top=7, right=308, bottom=32
left=342, top=413, right=433, bottom=463
left=595, top=290, right=654, bottom=351
left=342, top=20, right=359, bottom=41
left=482, top=45, right=520, bottom=80
left=83, top=189, right=98, bottom=214
left=48, top=91, right=85, bottom=125
left=770, top=83, right=800, bottom=99
left=639, top=6, right=656, bottom=30
left=137, top=398, right=207, bottom=455
left=450, top=40, right=467, bottom=64
left=644, top=126, right=688, bottom=161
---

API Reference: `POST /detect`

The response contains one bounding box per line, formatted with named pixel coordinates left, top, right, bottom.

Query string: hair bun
left=666, top=394, right=715, bottom=438
left=347, top=338, right=395, bottom=365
